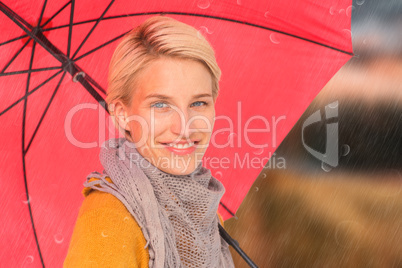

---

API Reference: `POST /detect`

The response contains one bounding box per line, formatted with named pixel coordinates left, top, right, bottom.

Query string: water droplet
left=122, top=244, right=127, bottom=249
left=200, top=26, right=213, bottom=35
left=253, top=148, right=264, bottom=155
left=329, top=6, right=336, bottom=15
left=236, top=0, right=241, bottom=5
left=215, top=171, right=223, bottom=179
left=197, top=26, right=213, bottom=39
left=197, top=0, right=210, bottom=9
left=264, top=11, right=270, bottom=18
left=255, top=187, right=259, bottom=192
left=338, top=9, right=345, bottom=15
left=124, top=216, right=130, bottom=222
left=346, top=5, right=355, bottom=17
left=21, top=193, right=31, bottom=204
left=262, top=173, right=267, bottom=178
left=341, top=144, right=350, bottom=156
left=321, top=162, right=332, bottom=172
left=342, top=29, right=352, bottom=36
left=101, top=231, right=108, bottom=237
left=269, top=33, right=280, bottom=44
left=363, top=39, right=367, bottom=45
left=54, top=233, right=64, bottom=244
left=356, top=0, right=365, bottom=5
left=25, top=255, right=34, bottom=264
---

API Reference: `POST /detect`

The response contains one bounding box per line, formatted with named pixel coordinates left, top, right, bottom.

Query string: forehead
left=132, top=57, right=213, bottom=99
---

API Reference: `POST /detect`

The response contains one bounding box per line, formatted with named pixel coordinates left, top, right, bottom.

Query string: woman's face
left=118, top=57, right=216, bottom=175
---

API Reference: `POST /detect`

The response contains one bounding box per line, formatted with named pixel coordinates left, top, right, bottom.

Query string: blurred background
left=225, top=0, right=402, bottom=267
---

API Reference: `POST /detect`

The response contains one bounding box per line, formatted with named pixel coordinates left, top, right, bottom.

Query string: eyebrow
left=144, top=93, right=171, bottom=100
left=192, top=93, right=213, bottom=99
left=144, top=93, right=213, bottom=100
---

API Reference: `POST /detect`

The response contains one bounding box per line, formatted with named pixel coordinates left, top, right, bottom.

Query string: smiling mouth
left=161, top=141, right=200, bottom=155
left=167, top=142, right=194, bottom=149
left=162, top=141, right=199, bottom=148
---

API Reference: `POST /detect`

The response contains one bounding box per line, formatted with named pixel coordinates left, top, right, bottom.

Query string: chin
left=162, top=165, right=196, bottom=176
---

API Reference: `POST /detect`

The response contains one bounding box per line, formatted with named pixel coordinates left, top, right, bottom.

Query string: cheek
left=128, top=120, right=146, bottom=144
left=193, top=110, right=215, bottom=133
left=147, top=116, right=171, bottom=139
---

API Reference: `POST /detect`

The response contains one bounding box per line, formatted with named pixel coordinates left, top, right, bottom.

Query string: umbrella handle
left=218, top=224, right=259, bottom=268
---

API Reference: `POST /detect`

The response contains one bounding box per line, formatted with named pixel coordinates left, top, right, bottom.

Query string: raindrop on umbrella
left=21, top=193, right=31, bottom=204
left=54, top=233, right=64, bottom=244
left=346, top=5, right=355, bottom=17
left=197, top=0, right=210, bottom=9
left=269, top=33, right=280, bottom=44
left=23, top=255, right=34, bottom=265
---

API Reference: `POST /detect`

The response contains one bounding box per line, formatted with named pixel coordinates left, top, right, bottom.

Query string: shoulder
left=64, top=190, right=149, bottom=267
left=77, top=188, right=129, bottom=218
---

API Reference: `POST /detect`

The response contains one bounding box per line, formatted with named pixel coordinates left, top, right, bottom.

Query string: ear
left=112, top=101, right=130, bottom=132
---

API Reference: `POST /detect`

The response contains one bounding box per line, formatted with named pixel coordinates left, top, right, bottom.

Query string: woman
left=63, top=15, right=234, bottom=267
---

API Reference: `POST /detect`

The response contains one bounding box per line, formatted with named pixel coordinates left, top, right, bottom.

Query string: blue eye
left=151, top=102, right=168, bottom=109
left=191, top=101, right=207, bottom=107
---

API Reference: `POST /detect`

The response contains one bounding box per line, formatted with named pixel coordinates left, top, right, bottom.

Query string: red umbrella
left=0, top=0, right=353, bottom=266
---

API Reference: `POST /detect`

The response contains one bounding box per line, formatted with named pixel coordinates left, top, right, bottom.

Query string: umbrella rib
left=0, top=70, right=63, bottom=117
left=43, top=11, right=353, bottom=56
left=0, top=67, right=61, bottom=77
left=0, top=2, right=108, bottom=111
left=0, top=1, right=70, bottom=48
left=0, top=1, right=32, bottom=30
left=66, top=0, right=75, bottom=58
left=74, top=31, right=127, bottom=62
left=1, top=38, right=31, bottom=73
left=71, top=0, right=115, bottom=60
left=21, top=41, right=46, bottom=268
left=25, top=71, right=67, bottom=154
left=0, top=34, right=29, bottom=47
left=41, top=0, right=72, bottom=28
left=37, top=0, right=48, bottom=27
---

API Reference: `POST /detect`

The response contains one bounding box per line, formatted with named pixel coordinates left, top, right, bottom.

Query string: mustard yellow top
left=64, top=177, right=224, bottom=267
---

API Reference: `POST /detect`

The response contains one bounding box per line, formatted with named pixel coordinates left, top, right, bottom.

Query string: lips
left=161, top=140, right=199, bottom=155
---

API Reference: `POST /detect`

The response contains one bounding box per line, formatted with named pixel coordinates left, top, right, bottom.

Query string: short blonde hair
left=106, top=15, right=221, bottom=140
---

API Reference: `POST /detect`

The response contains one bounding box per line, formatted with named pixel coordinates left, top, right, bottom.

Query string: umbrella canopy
left=0, top=0, right=353, bottom=266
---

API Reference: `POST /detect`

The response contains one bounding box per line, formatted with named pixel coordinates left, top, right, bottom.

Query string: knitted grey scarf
left=84, top=138, right=234, bottom=268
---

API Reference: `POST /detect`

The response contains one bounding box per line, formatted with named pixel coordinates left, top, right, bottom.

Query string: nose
left=170, top=107, right=192, bottom=138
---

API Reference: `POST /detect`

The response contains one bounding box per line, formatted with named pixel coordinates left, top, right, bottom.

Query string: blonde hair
left=106, top=15, right=221, bottom=140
